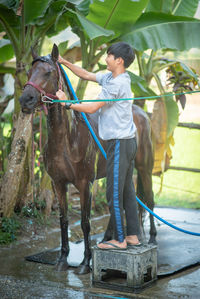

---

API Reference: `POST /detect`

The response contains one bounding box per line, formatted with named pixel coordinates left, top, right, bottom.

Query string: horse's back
left=132, top=104, right=153, bottom=170
left=86, top=104, right=153, bottom=179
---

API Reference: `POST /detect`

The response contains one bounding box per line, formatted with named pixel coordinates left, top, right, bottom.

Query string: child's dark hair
left=107, top=42, right=135, bottom=68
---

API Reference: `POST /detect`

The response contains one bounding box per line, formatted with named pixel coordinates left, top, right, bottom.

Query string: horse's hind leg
left=53, top=181, right=69, bottom=271
left=76, top=181, right=92, bottom=275
left=137, top=169, right=157, bottom=244
left=136, top=173, right=146, bottom=242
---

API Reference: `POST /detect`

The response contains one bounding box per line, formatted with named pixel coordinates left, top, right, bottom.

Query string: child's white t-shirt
left=96, top=71, right=136, bottom=140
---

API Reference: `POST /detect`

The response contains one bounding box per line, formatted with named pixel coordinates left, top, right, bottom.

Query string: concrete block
left=92, top=244, right=157, bottom=292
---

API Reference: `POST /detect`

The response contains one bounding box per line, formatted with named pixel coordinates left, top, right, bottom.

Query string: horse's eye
left=44, top=71, right=52, bottom=78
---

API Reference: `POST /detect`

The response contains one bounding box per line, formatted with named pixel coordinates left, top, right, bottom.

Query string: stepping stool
left=92, top=244, right=157, bottom=292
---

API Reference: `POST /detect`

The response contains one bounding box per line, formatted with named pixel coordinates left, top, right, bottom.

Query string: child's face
left=105, top=54, right=118, bottom=72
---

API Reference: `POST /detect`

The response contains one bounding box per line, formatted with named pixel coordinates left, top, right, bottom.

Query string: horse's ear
left=31, top=46, right=38, bottom=60
left=51, top=44, right=59, bottom=63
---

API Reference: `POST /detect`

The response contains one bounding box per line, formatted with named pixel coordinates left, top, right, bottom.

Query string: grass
left=153, top=126, right=200, bottom=209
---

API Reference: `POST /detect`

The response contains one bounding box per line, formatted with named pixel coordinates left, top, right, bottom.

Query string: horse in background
left=19, top=44, right=156, bottom=274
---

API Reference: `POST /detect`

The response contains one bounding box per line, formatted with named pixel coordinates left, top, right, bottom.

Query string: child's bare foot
left=126, top=235, right=140, bottom=245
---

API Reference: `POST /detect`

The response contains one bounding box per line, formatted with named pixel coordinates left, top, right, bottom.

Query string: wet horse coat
left=19, top=44, right=156, bottom=274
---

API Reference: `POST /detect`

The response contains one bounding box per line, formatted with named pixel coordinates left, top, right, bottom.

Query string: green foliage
left=21, top=198, right=46, bottom=221
left=0, top=231, right=13, bottom=244
left=173, top=0, right=199, bottom=17
left=146, top=0, right=173, bottom=14
left=165, top=96, right=179, bottom=137
left=75, top=9, right=114, bottom=40
left=24, top=0, right=52, bottom=25
left=0, top=115, right=12, bottom=177
left=0, top=0, right=20, bottom=11
left=121, top=12, right=200, bottom=51
left=166, top=61, right=199, bottom=109
left=58, top=41, right=69, bottom=56
left=87, top=0, right=149, bottom=39
left=146, top=0, right=199, bottom=17
left=128, top=71, right=157, bottom=98
left=0, top=40, right=14, bottom=63
left=77, top=0, right=91, bottom=16
left=0, top=216, right=20, bottom=244
left=93, top=178, right=107, bottom=213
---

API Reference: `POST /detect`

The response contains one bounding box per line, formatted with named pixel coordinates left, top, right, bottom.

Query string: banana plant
left=120, top=0, right=200, bottom=176
left=61, top=0, right=149, bottom=98
left=59, top=0, right=200, bottom=124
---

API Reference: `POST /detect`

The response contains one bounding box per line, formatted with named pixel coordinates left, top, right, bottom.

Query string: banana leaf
left=87, top=0, right=149, bottom=38
left=0, top=64, right=15, bottom=74
left=0, top=39, right=14, bottom=62
left=122, top=12, right=200, bottom=51
left=75, top=9, right=114, bottom=40
left=173, top=0, right=199, bottom=17
left=165, top=96, right=179, bottom=137
left=77, top=0, right=91, bottom=16
left=128, top=71, right=157, bottom=98
left=146, top=0, right=173, bottom=14
left=0, top=0, right=19, bottom=11
left=24, top=0, right=52, bottom=25
left=146, top=0, right=199, bottom=17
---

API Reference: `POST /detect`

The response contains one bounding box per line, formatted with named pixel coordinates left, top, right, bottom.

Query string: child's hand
left=58, top=55, right=64, bottom=64
left=56, top=89, right=67, bottom=106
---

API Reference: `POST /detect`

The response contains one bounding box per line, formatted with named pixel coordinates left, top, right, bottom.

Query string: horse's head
left=19, top=44, right=60, bottom=114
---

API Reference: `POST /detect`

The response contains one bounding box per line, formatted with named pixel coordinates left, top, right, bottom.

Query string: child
left=56, top=42, right=140, bottom=250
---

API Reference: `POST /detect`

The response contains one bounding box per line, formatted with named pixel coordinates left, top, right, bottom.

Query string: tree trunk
left=11, top=62, right=33, bottom=211
left=0, top=112, right=32, bottom=217
left=39, top=170, right=56, bottom=216
left=76, top=62, right=94, bottom=99
left=76, top=79, right=89, bottom=99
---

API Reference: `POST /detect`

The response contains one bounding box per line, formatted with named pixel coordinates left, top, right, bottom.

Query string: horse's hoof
left=148, top=238, right=157, bottom=245
left=75, top=264, right=91, bottom=275
left=55, top=261, right=69, bottom=271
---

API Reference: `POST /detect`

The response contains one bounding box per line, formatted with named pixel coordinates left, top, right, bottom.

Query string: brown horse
left=19, top=44, right=156, bottom=275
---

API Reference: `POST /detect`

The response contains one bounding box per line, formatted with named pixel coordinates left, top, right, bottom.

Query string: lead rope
left=31, top=113, right=35, bottom=203
left=38, top=111, right=43, bottom=166
left=59, top=64, right=200, bottom=237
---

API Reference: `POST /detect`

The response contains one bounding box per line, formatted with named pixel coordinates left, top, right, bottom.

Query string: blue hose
left=59, top=64, right=107, bottom=159
left=136, top=196, right=200, bottom=236
left=59, top=64, right=200, bottom=237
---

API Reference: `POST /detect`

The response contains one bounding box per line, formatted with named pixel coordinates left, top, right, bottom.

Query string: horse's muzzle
left=19, top=93, right=38, bottom=114
left=21, top=107, right=33, bottom=114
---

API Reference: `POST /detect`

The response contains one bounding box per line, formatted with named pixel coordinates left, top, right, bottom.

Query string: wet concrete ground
left=0, top=207, right=200, bottom=299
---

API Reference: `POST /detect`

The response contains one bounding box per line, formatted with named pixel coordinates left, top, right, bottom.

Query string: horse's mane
left=59, top=64, right=74, bottom=102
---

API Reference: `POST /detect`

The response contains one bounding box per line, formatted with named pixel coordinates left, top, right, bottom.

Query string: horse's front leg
left=76, top=181, right=92, bottom=275
left=53, top=181, right=69, bottom=271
